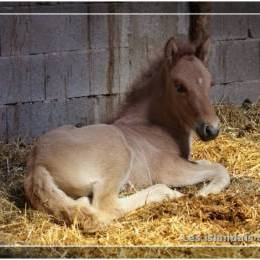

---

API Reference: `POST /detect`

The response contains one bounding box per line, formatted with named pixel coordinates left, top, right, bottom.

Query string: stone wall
left=0, top=5, right=259, bottom=142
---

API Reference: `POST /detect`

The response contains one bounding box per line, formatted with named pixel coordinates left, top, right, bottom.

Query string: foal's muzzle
left=196, top=123, right=219, bottom=141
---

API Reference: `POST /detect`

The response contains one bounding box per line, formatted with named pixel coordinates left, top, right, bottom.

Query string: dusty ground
left=0, top=103, right=259, bottom=257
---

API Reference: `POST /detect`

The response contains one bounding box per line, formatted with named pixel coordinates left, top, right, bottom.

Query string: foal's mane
left=120, top=41, right=196, bottom=112
left=124, top=55, right=164, bottom=107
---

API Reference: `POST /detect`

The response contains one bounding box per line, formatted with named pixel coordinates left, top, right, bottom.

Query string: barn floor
left=0, top=103, right=259, bottom=258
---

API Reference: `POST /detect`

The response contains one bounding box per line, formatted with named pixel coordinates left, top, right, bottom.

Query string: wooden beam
left=189, top=2, right=212, bottom=45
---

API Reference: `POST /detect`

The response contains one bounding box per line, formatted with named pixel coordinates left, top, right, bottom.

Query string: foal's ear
left=164, top=37, right=179, bottom=66
left=195, top=37, right=211, bottom=64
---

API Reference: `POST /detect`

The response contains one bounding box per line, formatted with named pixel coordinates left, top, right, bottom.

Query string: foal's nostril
left=205, top=124, right=213, bottom=136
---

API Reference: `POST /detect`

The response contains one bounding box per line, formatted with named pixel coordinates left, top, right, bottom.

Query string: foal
left=24, top=37, right=230, bottom=229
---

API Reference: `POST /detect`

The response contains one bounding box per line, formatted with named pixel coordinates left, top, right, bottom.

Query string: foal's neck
left=115, top=60, right=192, bottom=159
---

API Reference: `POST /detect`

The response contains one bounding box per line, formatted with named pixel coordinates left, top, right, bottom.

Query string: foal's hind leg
left=158, top=158, right=230, bottom=196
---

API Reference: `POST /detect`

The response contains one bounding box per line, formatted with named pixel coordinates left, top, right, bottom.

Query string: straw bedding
left=0, top=103, right=259, bottom=257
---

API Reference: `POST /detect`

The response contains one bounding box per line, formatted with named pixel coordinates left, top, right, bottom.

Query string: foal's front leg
left=158, top=158, right=230, bottom=196
left=118, top=184, right=183, bottom=214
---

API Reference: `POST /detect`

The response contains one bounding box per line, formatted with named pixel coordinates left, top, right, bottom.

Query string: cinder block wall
left=0, top=5, right=259, bottom=142
left=0, top=4, right=189, bottom=142
left=210, top=15, right=260, bottom=104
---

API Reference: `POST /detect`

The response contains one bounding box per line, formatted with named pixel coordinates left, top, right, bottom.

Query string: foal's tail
left=24, top=164, right=99, bottom=230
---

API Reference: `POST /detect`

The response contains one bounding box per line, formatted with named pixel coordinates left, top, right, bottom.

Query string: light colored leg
left=195, top=159, right=212, bottom=165
left=76, top=196, right=91, bottom=206
left=158, top=158, right=230, bottom=197
left=196, top=163, right=230, bottom=196
left=78, top=184, right=182, bottom=225
left=118, top=184, right=183, bottom=213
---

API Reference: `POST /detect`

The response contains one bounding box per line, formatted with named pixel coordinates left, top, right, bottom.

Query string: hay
left=0, top=103, right=259, bottom=257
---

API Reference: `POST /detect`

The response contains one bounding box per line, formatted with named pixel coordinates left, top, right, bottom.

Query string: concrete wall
left=210, top=15, right=260, bottom=104
left=0, top=9, right=259, bottom=142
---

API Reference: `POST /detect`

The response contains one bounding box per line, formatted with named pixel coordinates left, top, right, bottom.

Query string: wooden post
left=189, top=2, right=212, bottom=45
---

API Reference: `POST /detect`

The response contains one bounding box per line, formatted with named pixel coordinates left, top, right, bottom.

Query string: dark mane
left=175, top=42, right=196, bottom=57
left=120, top=42, right=196, bottom=112
left=123, top=55, right=164, bottom=107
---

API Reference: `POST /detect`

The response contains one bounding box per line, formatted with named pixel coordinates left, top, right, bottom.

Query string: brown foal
left=24, top=37, right=230, bottom=230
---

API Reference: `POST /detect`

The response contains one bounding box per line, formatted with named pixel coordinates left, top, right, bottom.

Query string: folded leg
left=157, top=158, right=230, bottom=196
left=118, top=184, right=183, bottom=213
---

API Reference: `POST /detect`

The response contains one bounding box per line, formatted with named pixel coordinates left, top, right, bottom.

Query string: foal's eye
left=175, top=84, right=187, bottom=93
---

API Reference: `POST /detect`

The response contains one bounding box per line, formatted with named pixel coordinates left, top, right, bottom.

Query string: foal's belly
left=33, top=124, right=131, bottom=198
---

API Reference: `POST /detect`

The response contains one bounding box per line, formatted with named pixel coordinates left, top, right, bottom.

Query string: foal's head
left=163, top=37, right=219, bottom=141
